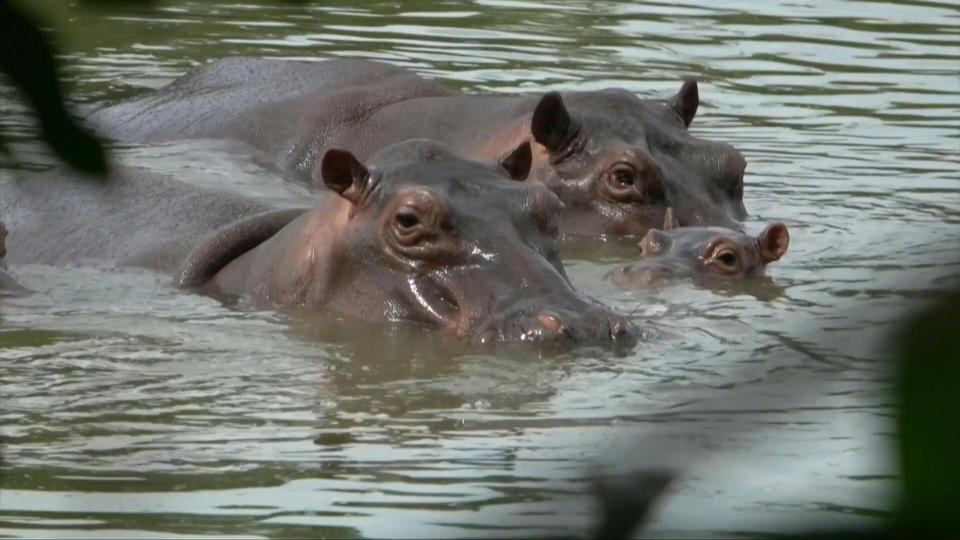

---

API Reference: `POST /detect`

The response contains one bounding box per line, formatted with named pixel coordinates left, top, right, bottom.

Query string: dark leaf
left=592, top=469, right=675, bottom=539
left=0, top=0, right=108, bottom=176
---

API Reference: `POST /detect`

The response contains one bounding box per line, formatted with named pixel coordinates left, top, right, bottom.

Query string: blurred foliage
left=797, top=288, right=960, bottom=538
left=76, top=0, right=305, bottom=5
left=0, top=0, right=322, bottom=177
left=586, top=288, right=960, bottom=539
left=895, top=287, right=960, bottom=536
left=591, top=470, right=674, bottom=539
left=0, top=0, right=107, bottom=175
left=77, top=0, right=159, bottom=4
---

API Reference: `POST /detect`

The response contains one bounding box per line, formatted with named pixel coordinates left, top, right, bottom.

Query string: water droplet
left=319, top=399, right=337, bottom=409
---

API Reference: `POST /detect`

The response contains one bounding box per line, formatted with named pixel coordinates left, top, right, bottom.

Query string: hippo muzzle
left=473, top=304, right=637, bottom=347
left=455, top=270, right=639, bottom=347
left=402, top=257, right=638, bottom=348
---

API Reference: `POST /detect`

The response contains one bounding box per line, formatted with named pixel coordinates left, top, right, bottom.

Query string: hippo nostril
left=609, top=318, right=630, bottom=341
left=536, top=312, right=567, bottom=335
left=478, top=306, right=635, bottom=346
left=476, top=328, right=500, bottom=345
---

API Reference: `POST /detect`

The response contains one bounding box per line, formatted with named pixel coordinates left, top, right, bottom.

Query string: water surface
left=1, top=0, right=958, bottom=537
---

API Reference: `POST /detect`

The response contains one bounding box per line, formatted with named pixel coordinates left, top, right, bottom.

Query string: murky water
left=1, top=0, right=958, bottom=537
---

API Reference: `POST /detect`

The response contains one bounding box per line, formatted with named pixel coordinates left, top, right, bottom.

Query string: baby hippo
left=610, top=210, right=789, bottom=288
left=1, top=221, right=29, bottom=298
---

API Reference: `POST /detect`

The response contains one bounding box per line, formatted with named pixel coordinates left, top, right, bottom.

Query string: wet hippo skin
left=0, top=221, right=29, bottom=298
left=1, top=140, right=636, bottom=347
left=89, top=58, right=748, bottom=238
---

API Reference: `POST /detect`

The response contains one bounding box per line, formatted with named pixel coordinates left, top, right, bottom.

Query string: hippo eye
left=717, top=250, right=737, bottom=266
left=613, top=167, right=635, bottom=187
left=396, top=211, right=419, bottom=229
left=704, top=238, right=741, bottom=273
left=602, top=162, right=662, bottom=205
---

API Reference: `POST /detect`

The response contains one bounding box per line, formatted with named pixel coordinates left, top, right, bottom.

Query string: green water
left=1, top=0, right=958, bottom=537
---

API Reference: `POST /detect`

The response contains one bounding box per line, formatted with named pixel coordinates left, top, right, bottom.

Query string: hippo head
left=610, top=213, right=789, bottom=288
left=525, top=81, right=747, bottom=237
left=306, top=139, right=637, bottom=347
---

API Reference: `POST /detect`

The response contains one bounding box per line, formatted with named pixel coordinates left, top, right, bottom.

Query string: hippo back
left=0, top=167, right=274, bottom=274
left=88, top=58, right=457, bottom=147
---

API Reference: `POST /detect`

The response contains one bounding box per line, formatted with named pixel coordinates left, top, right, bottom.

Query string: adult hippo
left=1, top=140, right=635, bottom=346
left=609, top=211, right=789, bottom=288
left=0, top=221, right=30, bottom=297
left=88, top=58, right=747, bottom=237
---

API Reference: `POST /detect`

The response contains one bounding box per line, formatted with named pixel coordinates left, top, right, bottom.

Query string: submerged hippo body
left=0, top=221, right=29, bottom=297
left=1, top=140, right=635, bottom=346
left=610, top=214, right=789, bottom=288
left=89, top=58, right=747, bottom=237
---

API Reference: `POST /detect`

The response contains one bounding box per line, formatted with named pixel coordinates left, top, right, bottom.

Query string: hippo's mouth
left=472, top=308, right=574, bottom=345
left=399, top=273, right=637, bottom=348
left=401, top=274, right=462, bottom=331
left=471, top=303, right=637, bottom=348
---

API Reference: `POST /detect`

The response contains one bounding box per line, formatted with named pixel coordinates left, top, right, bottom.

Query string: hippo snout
left=473, top=305, right=638, bottom=348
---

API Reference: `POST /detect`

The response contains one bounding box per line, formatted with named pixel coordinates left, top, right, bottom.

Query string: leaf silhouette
left=0, top=0, right=107, bottom=176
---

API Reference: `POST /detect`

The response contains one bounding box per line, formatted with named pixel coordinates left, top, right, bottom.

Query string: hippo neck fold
left=208, top=196, right=352, bottom=306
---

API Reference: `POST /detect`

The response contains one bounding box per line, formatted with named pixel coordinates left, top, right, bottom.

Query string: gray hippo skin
left=610, top=211, right=789, bottom=288
left=0, top=220, right=30, bottom=297
left=1, top=140, right=636, bottom=347
left=89, top=58, right=747, bottom=237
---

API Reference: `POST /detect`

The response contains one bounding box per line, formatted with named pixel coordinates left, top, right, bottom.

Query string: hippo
left=609, top=210, right=789, bottom=288
left=0, top=221, right=29, bottom=298
left=1, top=140, right=636, bottom=347
left=88, top=58, right=747, bottom=238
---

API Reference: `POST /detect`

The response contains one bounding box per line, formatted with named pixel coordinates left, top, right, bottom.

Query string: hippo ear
left=758, top=222, right=789, bottom=264
left=662, top=207, right=679, bottom=230
left=497, top=141, right=532, bottom=181
left=531, top=92, right=574, bottom=153
left=670, top=79, right=699, bottom=128
left=319, top=148, right=369, bottom=204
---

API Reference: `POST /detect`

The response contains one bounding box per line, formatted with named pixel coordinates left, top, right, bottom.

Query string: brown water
left=1, top=0, right=958, bottom=537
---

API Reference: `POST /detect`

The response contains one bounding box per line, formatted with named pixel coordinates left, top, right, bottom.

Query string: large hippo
left=609, top=212, right=789, bottom=288
left=1, top=140, right=636, bottom=346
left=89, top=58, right=747, bottom=237
left=0, top=221, right=30, bottom=297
